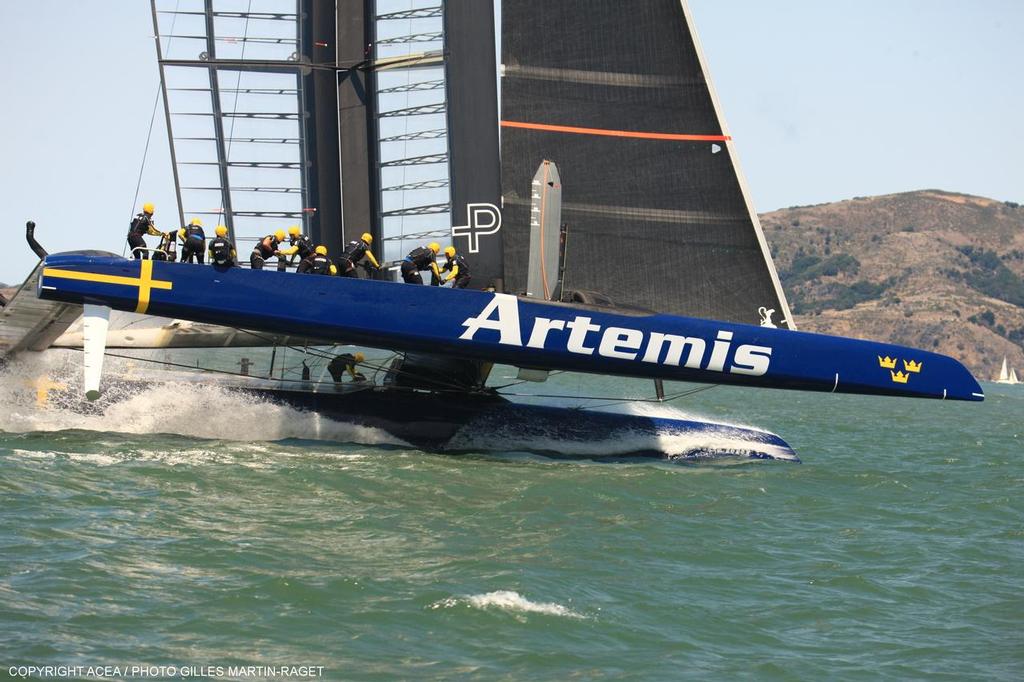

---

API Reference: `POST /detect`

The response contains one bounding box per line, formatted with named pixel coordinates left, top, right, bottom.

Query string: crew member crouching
left=278, top=225, right=314, bottom=271
left=400, top=242, right=441, bottom=284
left=296, top=245, right=337, bottom=275
left=328, top=352, right=366, bottom=384
left=251, top=229, right=285, bottom=270
left=207, top=225, right=236, bottom=267
left=339, top=232, right=381, bottom=278
left=154, top=229, right=177, bottom=262
left=440, top=246, right=471, bottom=289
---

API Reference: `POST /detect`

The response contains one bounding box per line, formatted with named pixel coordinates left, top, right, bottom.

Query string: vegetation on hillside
left=952, top=246, right=1024, bottom=307
left=759, top=190, right=1024, bottom=375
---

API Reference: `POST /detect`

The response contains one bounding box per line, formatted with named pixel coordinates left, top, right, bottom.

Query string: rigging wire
left=66, top=329, right=720, bottom=403
left=207, top=324, right=482, bottom=394
left=128, top=87, right=163, bottom=229
left=125, top=0, right=181, bottom=257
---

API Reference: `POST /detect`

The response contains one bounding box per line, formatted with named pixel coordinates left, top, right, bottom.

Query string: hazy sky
left=0, top=1, right=1020, bottom=286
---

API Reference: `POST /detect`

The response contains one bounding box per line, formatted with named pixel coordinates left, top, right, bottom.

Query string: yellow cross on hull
left=42, top=260, right=173, bottom=314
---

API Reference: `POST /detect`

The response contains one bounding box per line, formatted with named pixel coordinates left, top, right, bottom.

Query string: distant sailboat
left=995, top=357, right=1020, bottom=384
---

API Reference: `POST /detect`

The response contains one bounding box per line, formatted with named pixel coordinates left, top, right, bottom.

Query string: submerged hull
left=245, top=384, right=799, bottom=461
left=39, top=376, right=797, bottom=462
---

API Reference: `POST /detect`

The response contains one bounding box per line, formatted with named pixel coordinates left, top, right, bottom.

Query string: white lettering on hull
left=460, top=294, right=772, bottom=376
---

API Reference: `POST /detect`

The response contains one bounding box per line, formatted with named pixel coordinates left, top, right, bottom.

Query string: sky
left=0, top=1, right=1021, bottom=287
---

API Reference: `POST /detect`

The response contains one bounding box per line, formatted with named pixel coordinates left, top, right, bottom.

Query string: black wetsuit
left=208, top=236, right=236, bottom=267
left=400, top=247, right=438, bottom=285
left=296, top=253, right=333, bottom=275
left=153, top=231, right=177, bottom=262
left=441, top=253, right=472, bottom=289
left=180, top=225, right=206, bottom=264
left=327, top=353, right=364, bottom=383
left=280, top=234, right=314, bottom=271
left=127, top=213, right=155, bottom=260
left=250, top=235, right=281, bottom=270
left=339, top=238, right=375, bottom=278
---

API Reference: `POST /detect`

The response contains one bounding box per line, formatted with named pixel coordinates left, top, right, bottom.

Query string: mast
left=444, top=0, right=503, bottom=290
left=151, top=1, right=345, bottom=250
left=336, top=0, right=378, bottom=248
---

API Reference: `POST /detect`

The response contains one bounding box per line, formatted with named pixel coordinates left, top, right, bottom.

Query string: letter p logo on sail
left=451, top=203, right=502, bottom=254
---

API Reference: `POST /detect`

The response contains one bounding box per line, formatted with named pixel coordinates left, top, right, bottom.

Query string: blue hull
left=37, top=253, right=983, bottom=402
left=244, top=384, right=799, bottom=461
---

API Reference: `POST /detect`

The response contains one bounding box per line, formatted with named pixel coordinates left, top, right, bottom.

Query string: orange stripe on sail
left=500, top=120, right=731, bottom=142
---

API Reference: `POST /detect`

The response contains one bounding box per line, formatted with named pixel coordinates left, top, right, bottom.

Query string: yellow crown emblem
left=903, top=359, right=922, bottom=373
left=891, top=370, right=909, bottom=384
left=878, top=356, right=897, bottom=369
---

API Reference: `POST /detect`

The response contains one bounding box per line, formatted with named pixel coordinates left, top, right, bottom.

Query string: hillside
left=759, top=190, right=1024, bottom=379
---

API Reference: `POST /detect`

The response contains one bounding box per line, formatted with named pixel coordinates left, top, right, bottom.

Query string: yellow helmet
left=177, top=228, right=186, bottom=239
left=444, top=246, right=456, bottom=258
left=315, top=245, right=328, bottom=256
left=288, top=225, right=301, bottom=237
left=189, top=217, right=203, bottom=227
left=215, top=225, right=228, bottom=237
left=142, top=202, right=155, bottom=215
left=428, top=242, right=440, bottom=254
left=361, top=232, right=373, bottom=244
left=274, top=229, right=286, bottom=241
left=353, top=352, right=365, bottom=363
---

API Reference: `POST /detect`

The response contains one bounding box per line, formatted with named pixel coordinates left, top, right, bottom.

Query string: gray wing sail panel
left=0, top=262, right=81, bottom=357
left=499, top=0, right=793, bottom=327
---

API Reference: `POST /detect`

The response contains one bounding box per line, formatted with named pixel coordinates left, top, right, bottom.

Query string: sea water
left=1, top=353, right=1021, bottom=680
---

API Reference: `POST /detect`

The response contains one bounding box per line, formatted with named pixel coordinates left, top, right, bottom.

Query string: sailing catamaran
left=2, top=1, right=983, bottom=461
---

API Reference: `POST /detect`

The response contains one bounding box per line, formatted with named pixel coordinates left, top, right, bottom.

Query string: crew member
left=251, top=229, right=286, bottom=270
left=400, top=242, right=441, bottom=284
left=296, top=245, right=337, bottom=275
left=328, top=352, right=366, bottom=383
left=154, top=229, right=177, bottom=262
left=339, top=232, right=381, bottom=278
left=179, top=218, right=206, bottom=264
left=440, top=246, right=471, bottom=289
left=127, top=202, right=160, bottom=260
left=278, top=225, right=314, bottom=271
left=207, top=225, right=237, bottom=267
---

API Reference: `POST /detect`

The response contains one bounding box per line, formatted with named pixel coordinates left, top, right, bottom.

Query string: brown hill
left=759, top=190, right=1024, bottom=380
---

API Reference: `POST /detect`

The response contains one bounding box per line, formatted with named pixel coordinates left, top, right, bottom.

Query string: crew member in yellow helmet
left=179, top=217, right=206, bottom=264
left=154, top=228, right=177, bottom=262
left=440, top=245, right=472, bottom=289
left=327, top=351, right=367, bottom=384
left=338, top=232, right=381, bottom=278
left=207, top=225, right=237, bottom=267
left=251, top=229, right=286, bottom=270
left=297, top=244, right=337, bottom=276
left=400, top=242, right=441, bottom=284
left=127, top=202, right=161, bottom=260
left=277, top=225, right=314, bottom=271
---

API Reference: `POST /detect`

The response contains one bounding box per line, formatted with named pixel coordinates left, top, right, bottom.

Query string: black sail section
left=444, top=0, right=503, bottom=290
left=301, top=0, right=342, bottom=250
left=500, top=1, right=792, bottom=327
left=336, top=0, right=378, bottom=248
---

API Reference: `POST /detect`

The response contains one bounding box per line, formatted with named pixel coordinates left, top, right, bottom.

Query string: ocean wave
left=0, top=351, right=405, bottom=449
left=430, top=590, right=584, bottom=619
